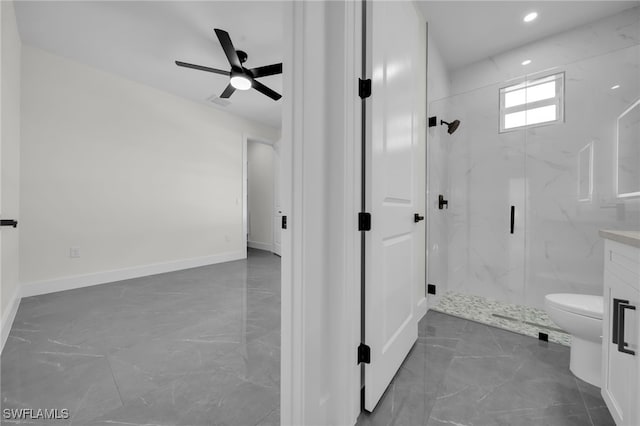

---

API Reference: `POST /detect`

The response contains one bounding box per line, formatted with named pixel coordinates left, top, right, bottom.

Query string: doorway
left=246, top=138, right=280, bottom=256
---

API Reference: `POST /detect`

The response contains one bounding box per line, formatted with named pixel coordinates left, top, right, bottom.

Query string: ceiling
left=14, top=1, right=284, bottom=129
left=15, top=1, right=639, bottom=128
left=416, top=1, right=640, bottom=70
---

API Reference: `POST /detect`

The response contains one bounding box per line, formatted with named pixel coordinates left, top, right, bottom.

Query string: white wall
left=247, top=140, right=274, bottom=251
left=19, top=45, right=279, bottom=294
left=427, top=31, right=450, bottom=104
left=1, top=0, right=22, bottom=345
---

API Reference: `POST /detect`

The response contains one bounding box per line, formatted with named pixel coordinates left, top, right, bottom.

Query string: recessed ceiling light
left=611, top=84, right=620, bottom=90
left=524, top=12, right=538, bottom=23
left=522, top=59, right=532, bottom=66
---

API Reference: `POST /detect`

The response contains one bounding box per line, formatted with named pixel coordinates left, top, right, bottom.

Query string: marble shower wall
left=523, top=46, right=640, bottom=308
left=429, top=8, right=640, bottom=310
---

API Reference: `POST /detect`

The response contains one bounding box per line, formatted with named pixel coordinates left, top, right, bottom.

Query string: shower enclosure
left=427, top=40, right=640, bottom=342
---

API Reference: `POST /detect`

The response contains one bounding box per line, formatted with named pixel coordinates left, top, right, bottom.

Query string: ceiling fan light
left=230, top=75, right=252, bottom=90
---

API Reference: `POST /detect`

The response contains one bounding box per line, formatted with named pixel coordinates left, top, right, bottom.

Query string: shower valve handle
left=438, top=195, right=448, bottom=210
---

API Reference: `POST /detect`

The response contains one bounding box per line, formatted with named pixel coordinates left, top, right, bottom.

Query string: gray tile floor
left=3, top=251, right=616, bottom=426
left=358, top=311, right=615, bottom=426
left=1, top=249, right=280, bottom=426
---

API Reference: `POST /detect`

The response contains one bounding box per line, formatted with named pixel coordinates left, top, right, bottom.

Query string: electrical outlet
left=70, top=247, right=80, bottom=258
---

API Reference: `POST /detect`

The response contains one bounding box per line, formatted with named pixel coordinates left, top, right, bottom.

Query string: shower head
left=441, top=119, right=461, bottom=135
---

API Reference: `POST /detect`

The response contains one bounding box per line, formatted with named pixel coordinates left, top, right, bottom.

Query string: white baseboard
left=417, top=296, right=428, bottom=321
left=1, top=287, right=21, bottom=353
left=20, top=250, right=245, bottom=298
left=247, top=241, right=273, bottom=252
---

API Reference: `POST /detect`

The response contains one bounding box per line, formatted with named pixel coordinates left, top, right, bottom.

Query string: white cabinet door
left=603, top=273, right=638, bottom=425
left=602, top=240, right=639, bottom=426
left=364, top=0, right=425, bottom=411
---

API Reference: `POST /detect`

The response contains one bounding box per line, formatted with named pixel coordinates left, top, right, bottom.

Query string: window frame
left=499, top=72, right=565, bottom=133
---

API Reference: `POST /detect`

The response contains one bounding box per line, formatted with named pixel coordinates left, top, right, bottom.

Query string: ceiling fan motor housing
left=236, top=50, right=248, bottom=64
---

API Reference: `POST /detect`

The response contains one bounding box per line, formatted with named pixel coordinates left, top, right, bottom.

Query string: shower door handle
left=510, top=206, right=515, bottom=234
left=618, top=303, right=636, bottom=356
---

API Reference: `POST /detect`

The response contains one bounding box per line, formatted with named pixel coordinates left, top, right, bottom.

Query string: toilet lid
left=545, top=294, right=603, bottom=320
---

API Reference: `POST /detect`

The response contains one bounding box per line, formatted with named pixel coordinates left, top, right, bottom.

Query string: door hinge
left=281, top=215, right=287, bottom=230
left=358, top=212, right=371, bottom=231
left=358, top=343, right=371, bottom=364
left=359, top=78, right=371, bottom=99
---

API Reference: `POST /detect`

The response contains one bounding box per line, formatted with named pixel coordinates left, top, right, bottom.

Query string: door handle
left=618, top=303, right=636, bottom=356
left=510, top=206, right=515, bottom=234
left=612, top=298, right=629, bottom=344
left=0, top=219, right=18, bottom=228
left=414, top=213, right=424, bottom=223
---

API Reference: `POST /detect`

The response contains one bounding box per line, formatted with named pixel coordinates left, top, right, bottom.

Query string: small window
left=499, top=72, right=564, bottom=132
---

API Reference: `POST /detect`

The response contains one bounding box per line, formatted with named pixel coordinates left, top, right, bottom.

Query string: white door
left=273, top=144, right=282, bottom=256
left=364, top=0, right=426, bottom=411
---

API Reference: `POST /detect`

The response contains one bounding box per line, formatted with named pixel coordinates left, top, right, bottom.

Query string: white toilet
left=544, top=293, right=603, bottom=387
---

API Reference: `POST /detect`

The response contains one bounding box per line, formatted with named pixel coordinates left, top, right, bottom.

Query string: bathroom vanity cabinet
left=600, top=231, right=640, bottom=426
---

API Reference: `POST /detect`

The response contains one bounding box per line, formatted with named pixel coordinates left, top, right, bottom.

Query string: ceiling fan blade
left=214, top=29, right=242, bottom=69
left=220, top=83, right=236, bottom=99
left=249, top=63, right=283, bottom=78
left=252, top=80, right=282, bottom=101
left=175, top=61, right=229, bottom=76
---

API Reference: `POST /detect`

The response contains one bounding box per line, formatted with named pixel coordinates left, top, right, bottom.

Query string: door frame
left=272, top=140, right=282, bottom=256
left=242, top=134, right=275, bottom=259
left=280, top=1, right=362, bottom=424
left=244, top=135, right=277, bottom=255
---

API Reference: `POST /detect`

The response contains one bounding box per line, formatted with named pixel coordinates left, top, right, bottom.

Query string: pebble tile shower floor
left=433, top=292, right=572, bottom=346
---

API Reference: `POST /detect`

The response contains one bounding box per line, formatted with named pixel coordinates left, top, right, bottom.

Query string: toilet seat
left=545, top=294, right=603, bottom=320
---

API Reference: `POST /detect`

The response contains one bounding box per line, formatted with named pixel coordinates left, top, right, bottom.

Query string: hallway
left=1, top=249, right=280, bottom=425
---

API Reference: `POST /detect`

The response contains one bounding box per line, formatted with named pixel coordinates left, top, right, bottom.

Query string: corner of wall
left=0, top=286, right=20, bottom=353
left=1, top=0, right=23, bottom=350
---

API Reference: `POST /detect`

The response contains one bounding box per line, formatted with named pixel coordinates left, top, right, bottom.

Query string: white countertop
left=599, top=230, right=640, bottom=248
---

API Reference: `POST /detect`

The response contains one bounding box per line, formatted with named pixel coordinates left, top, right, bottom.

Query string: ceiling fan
left=175, top=28, right=282, bottom=101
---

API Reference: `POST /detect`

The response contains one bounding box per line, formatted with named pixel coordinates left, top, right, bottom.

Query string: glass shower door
left=429, top=81, right=527, bottom=318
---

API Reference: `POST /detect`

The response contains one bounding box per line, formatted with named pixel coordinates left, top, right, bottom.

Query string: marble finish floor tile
left=1, top=249, right=280, bottom=426
left=357, top=311, right=615, bottom=426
